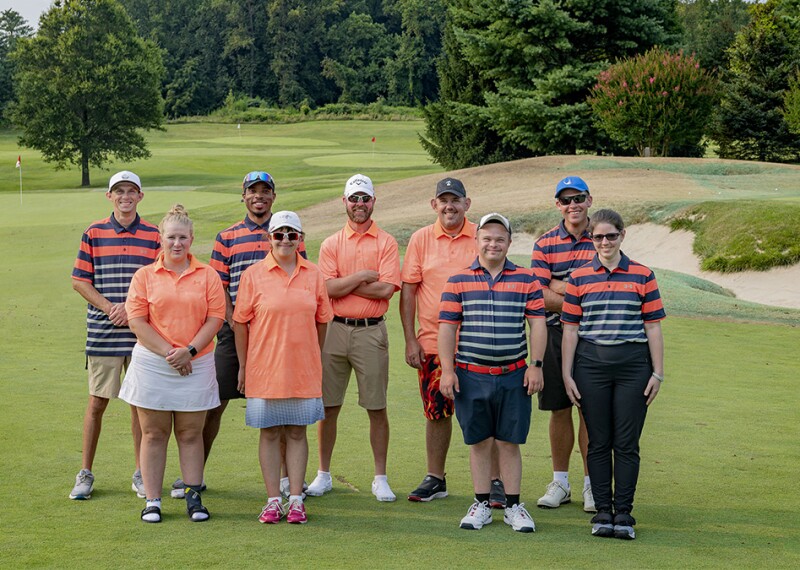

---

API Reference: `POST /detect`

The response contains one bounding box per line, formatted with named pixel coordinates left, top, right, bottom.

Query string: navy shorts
left=454, top=366, right=532, bottom=445
left=538, top=325, right=572, bottom=411
left=214, top=322, right=245, bottom=401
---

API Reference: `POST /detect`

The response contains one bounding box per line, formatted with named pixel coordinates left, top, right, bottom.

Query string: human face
left=106, top=182, right=142, bottom=217
left=591, top=221, right=624, bottom=265
left=242, top=182, right=276, bottom=220
left=556, top=189, right=592, bottom=227
left=476, top=223, right=511, bottom=267
left=162, top=221, right=193, bottom=264
left=431, top=193, right=471, bottom=232
left=344, top=193, right=374, bottom=225
left=269, top=225, right=301, bottom=258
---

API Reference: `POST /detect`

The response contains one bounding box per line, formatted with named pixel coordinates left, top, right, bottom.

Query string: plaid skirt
left=245, top=397, right=325, bottom=428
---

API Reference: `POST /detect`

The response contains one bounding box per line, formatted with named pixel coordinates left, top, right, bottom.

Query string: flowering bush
left=589, top=48, right=717, bottom=156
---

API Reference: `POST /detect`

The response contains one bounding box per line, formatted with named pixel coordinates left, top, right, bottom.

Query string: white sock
left=146, top=498, right=161, bottom=509
left=142, top=498, right=161, bottom=522
left=584, top=476, right=591, bottom=489
left=554, top=471, right=570, bottom=489
left=280, top=476, right=289, bottom=486
left=317, top=470, right=331, bottom=480
left=374, top=474, right=388, bottom=483
left=289, top=494, right=303, bottom=504
left=268, top=495, right=282, bottom=504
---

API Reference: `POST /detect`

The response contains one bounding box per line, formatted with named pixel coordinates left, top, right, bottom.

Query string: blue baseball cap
left=554, top=176, right=590, bottom=197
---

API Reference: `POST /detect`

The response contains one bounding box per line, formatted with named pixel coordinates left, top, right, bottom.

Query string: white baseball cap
left=108, top=170, right=141, bottom=191
left=344, top=174, right=375, bottom=198
left=478, top=212, right=512, bottom=234
left=268, top=210, right=303, bottom=233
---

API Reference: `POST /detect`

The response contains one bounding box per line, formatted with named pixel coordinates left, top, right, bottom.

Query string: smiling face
left=344, top=193, right=375, bottom=226
left=162, top=221, right=193, bottom=264
left=242, top=181, right=276, bottom=222
left=590, top=221, right=624, bottom=265
left=106, top=182, right=143, bottom=217
left=269, top=225, right=301, bottom=259
left=431, top=193, right=471, bottom=232
left=556, top=189, right=592, bottom=229
left=476, top=223, right=511, bottom=267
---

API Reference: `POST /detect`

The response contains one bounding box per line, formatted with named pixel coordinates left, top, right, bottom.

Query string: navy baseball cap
left=435, top=177, right=467, bottom=198
left=554, top=176, right=590, bottom=197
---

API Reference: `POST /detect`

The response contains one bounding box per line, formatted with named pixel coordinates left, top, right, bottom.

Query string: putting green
left=304, top=152, right=433, bottom=168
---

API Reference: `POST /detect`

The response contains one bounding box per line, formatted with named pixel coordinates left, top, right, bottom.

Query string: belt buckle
left=489, top=365, right=510, bottom=375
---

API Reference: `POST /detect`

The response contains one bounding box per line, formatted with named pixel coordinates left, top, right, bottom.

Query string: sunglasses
left=557, top=194, right=589, bottom=206
left=591, top=232, right=621, bottom=243
left=271, top=231, right=301, bottom=242
left=243, top=171, right=275, bottom=191
left=347, top=194, right=373, bottom=203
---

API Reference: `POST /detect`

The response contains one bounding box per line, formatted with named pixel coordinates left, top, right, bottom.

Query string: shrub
left=589, top=48, right=717, bottom=157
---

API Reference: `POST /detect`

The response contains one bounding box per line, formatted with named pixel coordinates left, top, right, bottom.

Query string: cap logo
left=121, top=173, right=130, bottom=179
left=446, top=181, right=452, bottom=186
left=351, top=177, right=369, bottom=186
left=564, top=179, right=572, bottom=185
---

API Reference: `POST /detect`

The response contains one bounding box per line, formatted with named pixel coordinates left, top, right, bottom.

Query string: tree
left=0, top=9, right=33, bottom=118
left=785, top=71, right=800, bottom=133
left=9, top=0, right=164, bottom=186
left=676, top=0, right=752, bottom=74
left=709, top=0, right=800, bottom=161
left=590, top=48, right=717, bottom=156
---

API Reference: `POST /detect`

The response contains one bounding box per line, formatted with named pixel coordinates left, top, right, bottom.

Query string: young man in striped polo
left=438, top=213, right=547, bottom=533
left=530, top=176, right=596, bottom=512
left=70, top=171, right=161, bottom=500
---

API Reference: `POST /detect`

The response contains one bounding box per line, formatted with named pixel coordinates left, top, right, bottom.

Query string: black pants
left=574, top=341, right=651, bottom=514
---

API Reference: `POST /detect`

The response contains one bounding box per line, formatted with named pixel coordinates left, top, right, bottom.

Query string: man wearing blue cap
left=530, top=176, right=597, bottom=512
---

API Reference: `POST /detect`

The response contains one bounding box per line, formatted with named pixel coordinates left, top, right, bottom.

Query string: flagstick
left=19, top=165, right=23, bottom=205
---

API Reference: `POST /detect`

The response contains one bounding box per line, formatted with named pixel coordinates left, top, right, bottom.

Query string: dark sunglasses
left=557, top=194, right=589, bottom=205
left=590, top=232, right=621, bottom=243
left=243, top=171, right=275, bottom=191
left=347, top=194, right=373, bottom=203
left=271, top=231, right=301, bottom=242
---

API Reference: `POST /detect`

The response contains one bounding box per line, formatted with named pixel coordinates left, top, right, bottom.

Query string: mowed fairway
left=1, top=122, right=799, bottom=569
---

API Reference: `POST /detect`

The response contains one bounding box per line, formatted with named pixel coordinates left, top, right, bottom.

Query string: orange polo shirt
left=318, top=221, right=401, bottom=319
left=126, top=253, right=226, bottom=358
left=401, top=219, right=477, bottom=354
left=233, top=252, right=333, bottom=399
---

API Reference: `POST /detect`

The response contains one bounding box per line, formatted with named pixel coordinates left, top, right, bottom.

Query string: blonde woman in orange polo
left=233, top=211, right=332, bottom=525
left=120, top=205, right=225, bottom=524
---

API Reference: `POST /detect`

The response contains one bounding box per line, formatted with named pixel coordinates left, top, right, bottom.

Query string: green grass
left=670, top=201, right=800, bottom=271
left=1, top=123, right=799, bottom=568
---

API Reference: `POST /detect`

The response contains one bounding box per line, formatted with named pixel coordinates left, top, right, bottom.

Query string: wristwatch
left=187, top=345, right=198, bottom=357
left=531, top=359, right=544, bottom=368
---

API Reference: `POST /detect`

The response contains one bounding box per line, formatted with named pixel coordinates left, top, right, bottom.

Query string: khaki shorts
left=322, top=320, right=389, bottom=410
left=88, top=355, right=131, bottom=399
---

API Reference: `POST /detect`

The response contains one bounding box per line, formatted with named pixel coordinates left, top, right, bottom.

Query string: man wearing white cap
left=307, top=174, right=402, bottom=501
left=69, top=171, right=161, bottom=500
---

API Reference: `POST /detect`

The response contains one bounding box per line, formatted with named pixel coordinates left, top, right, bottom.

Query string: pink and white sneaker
left=258, top=499, right=285, bottom=524
left=286, top=499, right=308, bottom=524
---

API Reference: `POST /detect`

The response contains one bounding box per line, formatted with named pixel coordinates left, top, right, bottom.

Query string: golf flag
left=371, top=137, right=376, bottom=143
left=16, top=155, right=20, bottom=168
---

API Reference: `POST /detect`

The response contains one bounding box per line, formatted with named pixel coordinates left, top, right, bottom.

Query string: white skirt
left=120, top=343, right=220, bottom=412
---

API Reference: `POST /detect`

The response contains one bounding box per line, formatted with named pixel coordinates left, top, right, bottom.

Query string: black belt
left=333, top=315, right=384, bottom=327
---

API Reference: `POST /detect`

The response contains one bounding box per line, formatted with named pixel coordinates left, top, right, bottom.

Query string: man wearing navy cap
left=530, top=176, right=597, bottom=512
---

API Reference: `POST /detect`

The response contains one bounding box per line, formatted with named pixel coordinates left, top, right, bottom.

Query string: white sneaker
left=280, top=477, right=308, bottom=500
left=371, top=477, right=396, bottom=502
left=583, top=485, right=596, bottom=513
left=305, top=472, right=332, bottom=497
left=504, top=503, right=536, bottom=533
left=460, top=500, right=493, bottom=530
left=537, top=480, right=571, bottom=508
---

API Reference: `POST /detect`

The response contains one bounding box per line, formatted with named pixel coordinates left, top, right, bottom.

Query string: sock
left=268, top=495, right=282, bottom=504
left=584, top=476, right=591, bottom=489
left=289, top=494, right=303, bottom=504
left=374, top=474, right=388, bottom=482
left=146, top=498, right=161, bottom=509
left=142, top=498, right=161, bottom=522
left=554, top=471, right=570, bottom=489
left=506, top=494, right=520, bottom=508
left=318, top=470, right=331, bottom=479
left=280, top=476, right=289, bottom=486
left=475, top=493, right=490, bottom=504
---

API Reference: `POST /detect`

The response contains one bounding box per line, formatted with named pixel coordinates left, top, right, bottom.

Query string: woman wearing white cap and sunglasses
left=233, top=211, right=332, bottom=525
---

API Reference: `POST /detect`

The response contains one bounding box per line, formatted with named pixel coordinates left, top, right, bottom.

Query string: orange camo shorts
left=418, top=354, right=455, bottom=421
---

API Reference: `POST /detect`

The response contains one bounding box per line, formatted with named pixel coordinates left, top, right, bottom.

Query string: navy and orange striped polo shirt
left=209, top=215, right=306, bottom=305
left=72, top=213, right=161, bottom=356
left=531, top=220, right=596, bottom=326
left=439, top=258, right=545, bottom=367
left=561, top=253, right=666, bottom=345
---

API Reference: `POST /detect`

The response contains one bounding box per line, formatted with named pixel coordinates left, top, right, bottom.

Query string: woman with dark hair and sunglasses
left=233, top=211, right=332, bottom=525
left=560, top=209, right=666, bottom=541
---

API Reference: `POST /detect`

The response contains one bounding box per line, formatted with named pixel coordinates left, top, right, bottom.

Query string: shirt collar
left=154, top=252, right=201, bottom=275
left=591, top=252, right=630, bottom=272
left=557, top=219, right=591, bottom=241
left=470, top=257, right=516, bottom=273
left=110, top=212, right=142, bottom=234
left=244, top=215, right=270, bottom=232
left=434, top=218, right=476, bottom=239
left=265, top=251, right=310, bottom=273
left=345, top=220, right=379, bottom=238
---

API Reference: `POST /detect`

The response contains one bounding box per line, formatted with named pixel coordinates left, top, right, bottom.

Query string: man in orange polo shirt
left=307, top=174, right=401, bottom=502
left=401, top=177, right=505, bottom=505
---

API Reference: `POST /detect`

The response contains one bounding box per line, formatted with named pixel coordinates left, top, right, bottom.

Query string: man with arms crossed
left=439, top=213, right=546, bottom=532
left=70, top=171, right=160, bottom=500
left=401, top=178, right=505, bottom=507
left=307, top=174, right=401, bottom=502
left=531, top=176, right=596, bottom=512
